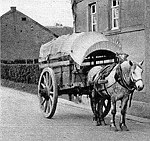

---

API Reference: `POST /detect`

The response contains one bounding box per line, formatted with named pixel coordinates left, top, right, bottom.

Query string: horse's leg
left=77, top=93, right=82, bottom=103
left=96, top=100, right=102, bottom=126
left=90, top=89, right=101, bottom=126
left=119, top=96, right=129, bottom=131
left=73, top=93, right=78, bottom=103
left=110, top=97, right=118, bottom=131
left=98, top=98, right=106, bottom=125
left=68, top=94, right=72, bottom=101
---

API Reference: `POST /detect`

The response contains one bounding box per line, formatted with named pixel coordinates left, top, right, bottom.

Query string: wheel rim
left=38, top=68, right=58, bottom=118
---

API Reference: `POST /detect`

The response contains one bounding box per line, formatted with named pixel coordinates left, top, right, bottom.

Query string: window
left=89, top=3, right=97, bottom=32
left=111, top=0, right=119, bottom=30
left=22, top=17, right=26, bottom=21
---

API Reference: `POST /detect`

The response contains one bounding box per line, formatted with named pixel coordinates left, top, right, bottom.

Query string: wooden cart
left=38, top=32, right=122, bottom=118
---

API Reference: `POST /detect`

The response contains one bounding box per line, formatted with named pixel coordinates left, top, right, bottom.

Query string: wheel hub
left=39, top=88, right=50, bottom=100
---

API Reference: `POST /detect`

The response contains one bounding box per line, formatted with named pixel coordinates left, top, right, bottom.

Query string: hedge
left=1, top=64, right=41, bottom=84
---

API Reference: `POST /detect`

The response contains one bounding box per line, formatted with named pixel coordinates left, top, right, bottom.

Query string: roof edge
left=0, top=8, right=59, bottom=38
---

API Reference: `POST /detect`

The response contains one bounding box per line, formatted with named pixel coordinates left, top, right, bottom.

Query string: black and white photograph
left=1, top=0, right=150, bottom=141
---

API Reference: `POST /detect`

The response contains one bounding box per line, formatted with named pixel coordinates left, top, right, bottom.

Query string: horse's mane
left=120, top=61, right=132, bottom=82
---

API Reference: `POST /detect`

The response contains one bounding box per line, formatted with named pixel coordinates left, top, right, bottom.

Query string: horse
left=87, top=60, right=144, bottom=131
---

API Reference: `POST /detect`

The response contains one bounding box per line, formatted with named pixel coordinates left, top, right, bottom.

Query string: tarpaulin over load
left=39, top=32, right=122, bottom=66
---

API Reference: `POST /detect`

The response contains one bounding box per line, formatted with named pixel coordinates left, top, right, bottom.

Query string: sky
left=0, top=0, right=73, bottom=27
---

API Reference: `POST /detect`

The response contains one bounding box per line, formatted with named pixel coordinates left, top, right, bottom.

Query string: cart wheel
left=90, top=96, right=111, bottom=118
left=38, top=67, right=58, bottom=118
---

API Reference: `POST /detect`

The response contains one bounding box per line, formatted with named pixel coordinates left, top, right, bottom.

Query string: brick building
left=72, top=0, right=150, bottom=118
left=0, top=7, right=58, bottom=63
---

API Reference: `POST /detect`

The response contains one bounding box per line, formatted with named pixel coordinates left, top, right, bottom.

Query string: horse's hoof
left=101, top=120, right=107, bottom=126
left=120, top=125, right=129, bottom=131
left=96, top=121, right=101, bottom=126
left=96, top=120, right=101, bottom=126
left=93, top=120, right=101, bottom=126
left=110, top=125, right=118, bottom=132
left=120, top=123, right=129, bottom=131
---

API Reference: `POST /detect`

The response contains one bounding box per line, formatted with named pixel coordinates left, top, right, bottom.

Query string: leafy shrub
left=1, top=64, right=41, bottom=84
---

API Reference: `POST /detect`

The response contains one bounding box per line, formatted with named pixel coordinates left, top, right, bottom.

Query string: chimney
left=11, top=7, right=16, bottom=12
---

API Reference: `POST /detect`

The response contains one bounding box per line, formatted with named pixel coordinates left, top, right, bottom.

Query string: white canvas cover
left=39, top=32, right=122, bottom=65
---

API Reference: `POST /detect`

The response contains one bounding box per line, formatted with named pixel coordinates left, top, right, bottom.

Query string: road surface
left=0, top=86, right=150, bottom=141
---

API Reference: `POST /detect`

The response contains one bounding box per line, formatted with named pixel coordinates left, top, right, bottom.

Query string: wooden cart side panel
left=53, top=64, right=88, bottom=89
left=39, top=60, right=70, bottom=69
left=53, top=64, right=73, bottom=88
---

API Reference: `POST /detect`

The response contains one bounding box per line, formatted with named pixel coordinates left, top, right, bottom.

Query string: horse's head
left=129, top=60, right=144, bottom=91
left=120, top=60, right=144, bottom=91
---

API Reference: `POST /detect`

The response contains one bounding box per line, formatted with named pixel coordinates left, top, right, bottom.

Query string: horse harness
left=93, top=63, right=116, bottom=98
left=93, top=63, right=138, bottom=107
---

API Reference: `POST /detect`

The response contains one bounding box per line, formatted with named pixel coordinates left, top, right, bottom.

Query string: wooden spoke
left=41, top=99, right=46, bottom=105
left=50, top=91, right=54, bottom=95
left=46, top=100, right=50, bottom=113
left=103, top=101, right=107, bottom=109
left=49, top=84, right=53, bottom=91
left=43, top=75, right=48, bottom=87
left=44, top=101, right=48, bottom=112
left=41, top=83, right=46, bottom=88
left=49, top=96, right=53, bottom=107
left=45, top=72, right=49, bottom=86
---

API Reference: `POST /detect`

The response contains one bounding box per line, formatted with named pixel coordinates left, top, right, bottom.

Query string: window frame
left=89, top=3, right=97, bottom=32
left=111, top=0, right=119, bottom=30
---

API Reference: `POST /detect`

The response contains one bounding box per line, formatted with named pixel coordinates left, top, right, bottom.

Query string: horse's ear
left=139, top=60, right=144, bottom=66
left=124, top=53, right=129, bottom=60
left=116, top=52, right=119, bottom=57
left=129, top=60, right=133, bottom=66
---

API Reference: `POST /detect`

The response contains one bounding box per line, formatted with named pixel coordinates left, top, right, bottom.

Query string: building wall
left=75, top=0, right=150, bottom=118
left=144, top=0, right=150, bottom=102
left=76, top=0, right=88, bottom=32
left=75, top=0, right=145, bottom=32
left=1, top=7, right=56, bottom=61
left=121, top=0, right=145, bottom=28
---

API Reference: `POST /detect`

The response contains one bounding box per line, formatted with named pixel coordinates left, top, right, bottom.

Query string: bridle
left=115, top=64, right=135, bottom=92
left=130, top=71, right=143, bottom=86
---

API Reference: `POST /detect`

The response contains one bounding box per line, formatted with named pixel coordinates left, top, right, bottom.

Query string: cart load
left=39, top=32, right=122, bottom=66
